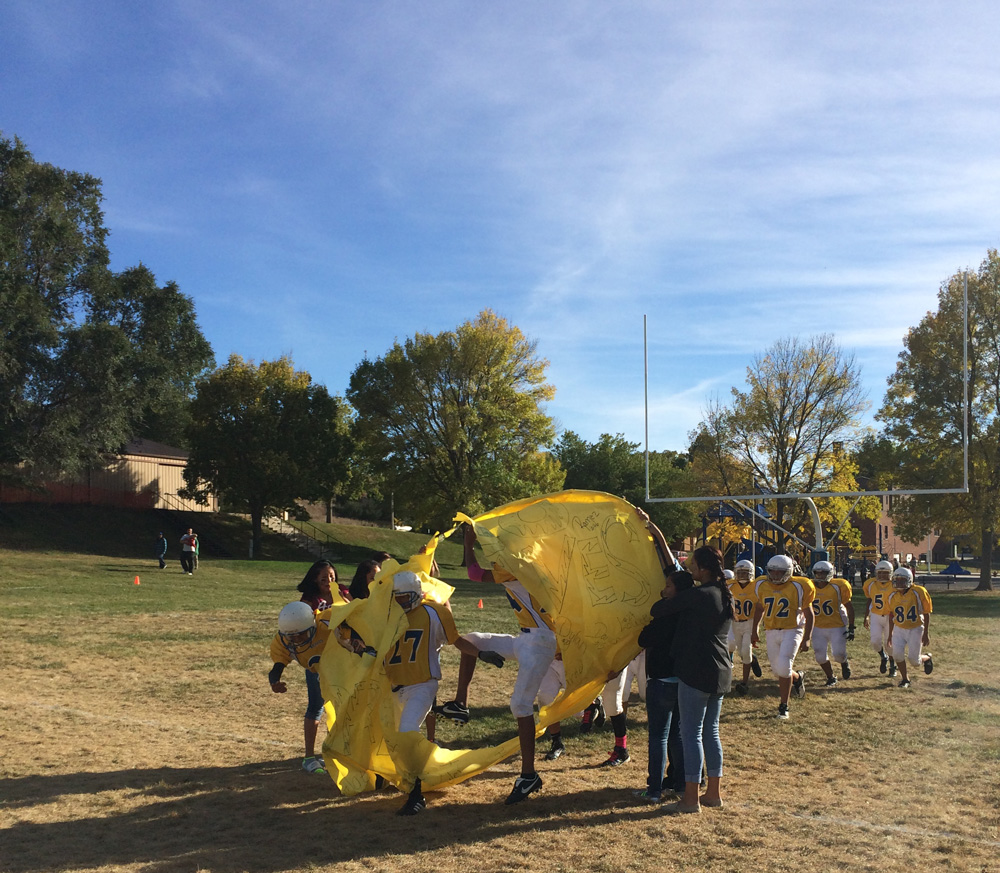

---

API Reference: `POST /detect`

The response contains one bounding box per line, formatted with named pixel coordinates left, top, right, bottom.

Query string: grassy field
left=1, top=512, right=999, bottom=873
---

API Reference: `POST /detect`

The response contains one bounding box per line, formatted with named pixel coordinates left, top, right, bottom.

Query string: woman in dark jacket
left=642, top=520, right=733, bottom=813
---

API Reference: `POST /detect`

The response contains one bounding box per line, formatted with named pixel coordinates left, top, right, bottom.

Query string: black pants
left=180, top=553, right=194, bottom=573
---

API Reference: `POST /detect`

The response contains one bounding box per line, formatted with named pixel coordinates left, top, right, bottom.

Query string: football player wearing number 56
left=864, top=560, right=897, bottom=677
left=809, top=561, right=855, bottom=687
left=886, top=567, right=933, bottom=688
left=751, top=555, right=815, bottom=720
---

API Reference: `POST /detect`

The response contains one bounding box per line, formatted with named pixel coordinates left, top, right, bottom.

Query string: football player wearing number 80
left=386, top=571, right=505, bottom=815
left=751, top=555, right=815, bottom=720
left=809, top=561, right=855, bottom=687
left=728, top=560, right=762, bottom=695
left=864, top=560, right=897, bottom=677
left=886, top=567, right=933, bottom=688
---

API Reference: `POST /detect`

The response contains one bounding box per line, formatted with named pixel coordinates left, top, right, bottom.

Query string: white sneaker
left=302, top=756, right=326, bottom=774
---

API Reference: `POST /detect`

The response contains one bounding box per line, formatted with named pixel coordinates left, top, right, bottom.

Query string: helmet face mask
left=875, top=560, right=894, bottom=583
left=892, top=567, right=913, bottom=590
left=767, top=555, right=794, bottom=585
left=811, top=560, right=835, bottom=585
left=734, top=559, right=754, bottom=582
left=278, top=602, right=318, bottom=653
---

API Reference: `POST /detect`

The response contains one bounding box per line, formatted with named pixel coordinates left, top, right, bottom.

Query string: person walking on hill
left=179, top=528, right=197, bottom=575
left=156, top=532, right=168, bottom=569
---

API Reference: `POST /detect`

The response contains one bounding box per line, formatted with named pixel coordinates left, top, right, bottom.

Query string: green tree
left=690, top=334, right=876, bottom=552
left=877, top=252, right=1000, bottom=591
left=553, top=431, right=700, bottom=543
left=182, top=356, right=354, bottom=555
left=347, top=310, right=564, bottom=529
left=0, top=135, right=213, bottom=483
left=89, top=265, right=214, bottom=447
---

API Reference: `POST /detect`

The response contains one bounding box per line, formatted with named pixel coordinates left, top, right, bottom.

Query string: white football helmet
left=278, top=601, right=317, bottom=653
left=892, top=566, right=913, bottom=589
left=811, top=560, right=835, bottom=584
left=767, top=554, right=794, bottom=585
left=875, top=560, right=894, bottom=583
left=392, top=571, right=423, bottom=611
left=723, top=569, right=735, bottom=580
left=734, top=559, right=755, bottom=582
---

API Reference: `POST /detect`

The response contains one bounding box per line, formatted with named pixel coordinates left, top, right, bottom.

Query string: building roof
left=121, top=438, right=190, bottom=461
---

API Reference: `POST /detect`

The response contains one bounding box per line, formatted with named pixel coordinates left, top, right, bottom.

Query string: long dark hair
left=692, top=545, right=735, bottom=620
left=349, top=558, right=381, bottom=601
left=297, top=560, right=336, bottom=598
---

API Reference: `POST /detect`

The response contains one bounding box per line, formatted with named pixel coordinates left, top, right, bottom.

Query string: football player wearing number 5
left=728, top=559, right=762, bottom=695
left=886, top=567, right=933, bottom=688
left=386, top=572, right=505, bottom=815
left=864, top=560, right=897, bottom=677
left=751, top=555, right=815, bottom=720
left=809, top=561, right=855, bottom=686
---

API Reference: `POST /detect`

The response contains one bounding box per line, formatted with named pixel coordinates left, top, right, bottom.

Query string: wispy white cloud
left=3, top=0, right=999, bottom=453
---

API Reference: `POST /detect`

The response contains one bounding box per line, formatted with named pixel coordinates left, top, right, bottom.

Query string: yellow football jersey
left=492, top=565, right=556, bottom=632
left=811, top=578, right=853, bottom=629
left=384, top=601, right=460, bottom=687
left=269, top=609, right=333, bottom=674
left=728, top=579, right=758, bottom=622
left=863, top=577, right=894, bottom=616
left=888, top=586, right=932, bottom=629
left=754, top=576, right=816, bottom=629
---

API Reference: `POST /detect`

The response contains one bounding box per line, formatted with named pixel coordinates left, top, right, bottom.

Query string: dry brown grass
left=1, top=549, right=999, bottom=873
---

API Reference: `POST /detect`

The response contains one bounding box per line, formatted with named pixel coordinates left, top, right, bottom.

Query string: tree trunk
left=976, top=527, right=995, bottom=591
left=326, top=497, right=333, bottom=524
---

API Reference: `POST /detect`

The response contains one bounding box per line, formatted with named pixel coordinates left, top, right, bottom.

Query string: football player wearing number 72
left=751, top=555, right=815, bottom=720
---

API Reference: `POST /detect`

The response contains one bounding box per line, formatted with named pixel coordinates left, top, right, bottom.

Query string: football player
left=751, top=555, right=815, bottom=719
left=728, top=559, right=762, bottom=694
left=886, top=567, right=934, bottom=687
left=458, top=524, right=558, bottom=804
left=385, top=571, right=504, bottom=815
left=864, top=560, right=897, bottom=677
left=809, top=560, right=855, bottom=686
left=269, top=601, right=338, bottom=775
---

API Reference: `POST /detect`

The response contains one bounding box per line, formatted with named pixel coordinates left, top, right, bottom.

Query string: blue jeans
left=645, top=678, right=679, bottom=794
left=677, top=680, right=724, bottom=783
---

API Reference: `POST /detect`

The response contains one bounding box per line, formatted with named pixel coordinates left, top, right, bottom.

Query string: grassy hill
left=0, top=504, right=314, bottom=562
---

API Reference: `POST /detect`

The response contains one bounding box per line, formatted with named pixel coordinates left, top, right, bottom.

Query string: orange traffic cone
left=477, top=598, right=483, bottom=609
left=134, top=575, right=141, bottom=585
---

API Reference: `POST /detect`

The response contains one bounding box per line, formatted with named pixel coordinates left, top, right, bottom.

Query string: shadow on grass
left=1, top=760, right=642, bottom=873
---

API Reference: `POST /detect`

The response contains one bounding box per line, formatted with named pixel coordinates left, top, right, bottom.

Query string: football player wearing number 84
left=751, top=555, right=816, bottom=720
left=886, top=567, right=933, bottom=688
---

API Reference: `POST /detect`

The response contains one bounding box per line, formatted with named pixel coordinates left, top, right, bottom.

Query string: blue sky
left=3, top=2, right=999, bottom=456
